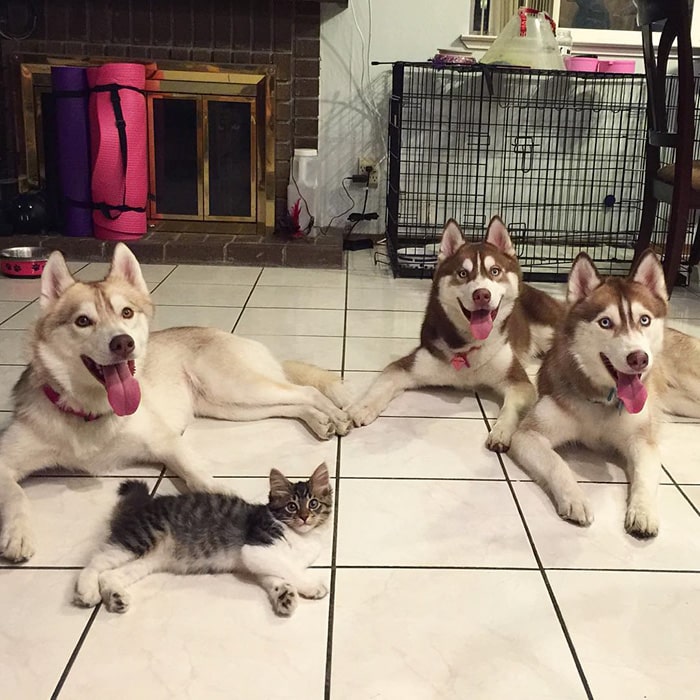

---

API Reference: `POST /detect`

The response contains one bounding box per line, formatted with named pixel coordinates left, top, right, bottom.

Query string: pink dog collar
left=43, top=385, right=103, bottom=422
left=451, top=345, right=481, bottom=370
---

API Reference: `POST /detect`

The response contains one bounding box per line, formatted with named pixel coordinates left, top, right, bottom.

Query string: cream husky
left=0, top=244, right=351, bottom=562
left=349, top=217, right=565, bottom=451
left=510, top=250, right=700, bottom=538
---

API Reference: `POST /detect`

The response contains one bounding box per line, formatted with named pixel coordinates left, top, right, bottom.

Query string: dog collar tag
left=451, top=346, right=481, bottom=370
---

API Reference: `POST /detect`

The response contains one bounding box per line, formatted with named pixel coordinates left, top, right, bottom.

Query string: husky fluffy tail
left=282, top=360, right=351, bottom=409
left=117, top=480, right=151, bottom=502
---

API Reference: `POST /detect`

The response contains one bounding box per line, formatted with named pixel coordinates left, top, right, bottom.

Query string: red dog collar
left=43, top=385, right=103, bottom=422
left=451, top=345, right=481, bottom=370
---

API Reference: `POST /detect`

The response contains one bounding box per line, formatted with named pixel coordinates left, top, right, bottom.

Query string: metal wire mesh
left=385, top=62, right=699, bottom=281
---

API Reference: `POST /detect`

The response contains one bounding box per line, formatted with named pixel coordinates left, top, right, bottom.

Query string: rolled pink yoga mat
left=88, top=63, right=148, bottom=241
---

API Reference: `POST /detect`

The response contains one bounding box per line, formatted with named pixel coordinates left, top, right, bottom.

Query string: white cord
left=350, top=0, right=387, bottom=166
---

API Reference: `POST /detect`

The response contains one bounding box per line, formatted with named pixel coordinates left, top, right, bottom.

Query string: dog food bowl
left=597, top=59, right=635, bottom=74
left=396, top=244, right=440, bottom=270
left=0, top=247, right=48, bottom=278
left=564, top=56, right=599, bottom=72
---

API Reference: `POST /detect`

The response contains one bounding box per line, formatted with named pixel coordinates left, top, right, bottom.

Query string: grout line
left=661, top=464, right=700, bottom=518
left=0, top=565, right=83, bottom=570
left=0, top=297, right=40, bottom=327
left=476, top=394, right=595, bottom=700
left=51, top=605, right=102, bottom=699
left=230, top=268, right=265, bottom=334
left=323, top=261, right=350, bottom=700
left=145, top=265, right=180, bottom=295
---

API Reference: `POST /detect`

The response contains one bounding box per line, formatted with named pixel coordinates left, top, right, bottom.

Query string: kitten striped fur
left=74, top=463, right=332, bottom=616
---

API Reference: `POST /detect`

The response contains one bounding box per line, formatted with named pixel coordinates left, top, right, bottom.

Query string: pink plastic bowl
left=0, top=247, right=48, bottom=278
left=564, top=56, right=599, bottom=72
left=597, top=59, right=635, bottom=74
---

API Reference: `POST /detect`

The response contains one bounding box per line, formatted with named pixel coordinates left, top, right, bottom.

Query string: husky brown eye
left=285, top=502, right=298, bottom=513
left=122, top=307, right=134, bottom=319
left=457, top=269, right=468, bottom=279
left=75, top=315, right=92, bottom=328
left=598, top=317, right=613, bottom=329
left=308, top=498, right=319, bottom=510
left=640, top=314, right=651, bottom=327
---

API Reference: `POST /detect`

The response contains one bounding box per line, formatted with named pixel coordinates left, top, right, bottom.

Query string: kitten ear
left=568, top=252, right=602, bottom=304
left=439, top=219, right=465, bottom=262
left=269, top=468, right=292, bottom=499
left=309, top=462, right=330, bottom=495
left=108, top=243, right=149, bottom=297
left=40, top=251, right=75, bottom=309
left=485, top=216, right=515, bottom=257
left=630, top=249, right=667, bottom=300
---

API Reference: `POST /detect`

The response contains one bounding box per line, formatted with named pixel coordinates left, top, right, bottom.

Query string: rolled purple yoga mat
left=51, top=66, right=93, bottom=237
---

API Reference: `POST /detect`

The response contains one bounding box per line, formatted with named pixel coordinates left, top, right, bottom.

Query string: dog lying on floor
left=348, top=217, right=565, bottom=451
left=0, top=244, right=351, bottom=562
left=510, top=249, right=700, bottom=537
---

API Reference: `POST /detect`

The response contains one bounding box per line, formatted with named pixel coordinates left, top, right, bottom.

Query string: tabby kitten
left=74, top=463, right=333, bottom=616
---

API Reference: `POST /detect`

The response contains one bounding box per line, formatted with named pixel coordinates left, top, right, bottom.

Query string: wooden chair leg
left=662, top=200, right=691, bottom=294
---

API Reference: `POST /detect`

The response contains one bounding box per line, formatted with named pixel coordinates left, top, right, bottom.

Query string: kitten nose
left=626, top=351, right=648, bottom=372
left=109, top=334, right=135, bottom=359
left=300, top=513, right=309, bottom=523
left=472, top=288, right=491, bottom=307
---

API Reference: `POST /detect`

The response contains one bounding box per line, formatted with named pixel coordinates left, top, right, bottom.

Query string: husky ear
left=439, top=219, right=465, bottom=261
left=309, top=462, right=331, bottom=495
left=568, top=253, right=602, bottom=303
left=485, top=216, right=515, bottom=257
left=108, top=243, right=149, bottom=296
left=40, top=251, right=75, bottom=309
left=630, top=249, right=667, bottom=300
left=269, top=468, right=292, bottom=500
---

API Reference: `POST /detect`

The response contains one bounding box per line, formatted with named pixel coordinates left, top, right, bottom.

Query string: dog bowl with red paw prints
left=0, top=247, right=48, bottom=278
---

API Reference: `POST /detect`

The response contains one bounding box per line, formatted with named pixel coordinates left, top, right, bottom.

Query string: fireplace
left=17, top=58, right=275, bottom=234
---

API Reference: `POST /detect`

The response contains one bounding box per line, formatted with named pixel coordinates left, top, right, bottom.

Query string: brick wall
left=0, top=0, right=321, bottom=219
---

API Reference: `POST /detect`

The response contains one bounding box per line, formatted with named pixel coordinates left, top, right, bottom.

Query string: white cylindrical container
left=287, top=148, right=318, bottom=236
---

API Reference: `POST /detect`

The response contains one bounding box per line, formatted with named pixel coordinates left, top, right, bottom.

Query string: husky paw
left=271, top=582, right=298, bottom=617
left=348, top=401, right=382, bottom=428
left=307, top=414, right=336, bottom=440
left=103, top=589, right=130, bottom=614
left=297, top=578, right=328, bottom=600
left=326, top=382, right=354, bottom=410
left=0, top=519, right=36, bottom=563
left=556, top=494, right=594, bottom=527
left=332, top=411, right=353, bottom=437
left=625, top=505, right=659, bottom=539
left=485, top=423, right=513, bottom=453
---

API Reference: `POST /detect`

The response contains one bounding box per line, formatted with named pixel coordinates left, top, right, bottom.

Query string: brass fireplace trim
left=16, top=58, right=275, bottom=234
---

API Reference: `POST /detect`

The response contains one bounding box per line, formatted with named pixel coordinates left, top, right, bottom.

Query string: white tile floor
left=1, top=251, right=700, bottom=699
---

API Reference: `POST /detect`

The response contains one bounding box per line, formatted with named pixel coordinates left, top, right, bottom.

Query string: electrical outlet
left=359, top=158, right=379, bottom=188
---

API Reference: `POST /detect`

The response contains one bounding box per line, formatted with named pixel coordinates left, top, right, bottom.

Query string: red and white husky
left=349, top=217, right=564, bottom=451
left=510, top=250, right=700, bottom=537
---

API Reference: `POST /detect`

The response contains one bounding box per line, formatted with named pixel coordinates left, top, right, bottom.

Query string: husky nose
left=472, top=288, right=491, bottom=306
left=626, top=351, right=649, bottom=372
left=109, top=334, right=135, bottom=359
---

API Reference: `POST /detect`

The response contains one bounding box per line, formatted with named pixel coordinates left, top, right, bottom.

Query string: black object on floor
left=343, top=238, right=374, bottom=251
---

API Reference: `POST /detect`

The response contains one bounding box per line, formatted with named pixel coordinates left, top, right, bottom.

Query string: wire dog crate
left=385, top=62, right=695, bottom=281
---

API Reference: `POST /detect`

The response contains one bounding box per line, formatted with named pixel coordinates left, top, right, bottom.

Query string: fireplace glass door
left=148, top=94, right=256, bottom=222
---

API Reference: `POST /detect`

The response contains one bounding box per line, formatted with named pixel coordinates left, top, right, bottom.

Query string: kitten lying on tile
left=74, top=464, right=332, bottom=616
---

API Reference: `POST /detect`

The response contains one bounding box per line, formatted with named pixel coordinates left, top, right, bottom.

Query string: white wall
left=318, top=0, right=471, bottom=234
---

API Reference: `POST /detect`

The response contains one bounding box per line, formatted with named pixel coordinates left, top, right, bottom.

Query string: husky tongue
left=102, top=362, right=141, bottom=416
left=470, top=309, right=493, bottom=340
left=616, top=372, right=647, bottom=414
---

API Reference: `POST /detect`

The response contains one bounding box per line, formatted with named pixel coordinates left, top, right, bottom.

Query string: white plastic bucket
left=287, top=148, right=318, bottom=236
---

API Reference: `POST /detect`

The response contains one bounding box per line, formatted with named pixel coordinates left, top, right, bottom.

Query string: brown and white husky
left=510, top=249, right=700, bottom=538
left=0, top=244, right=351, bottom=563
left=349, top=217, right=565, bottom=451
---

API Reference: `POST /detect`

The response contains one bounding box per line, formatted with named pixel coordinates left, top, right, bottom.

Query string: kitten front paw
left=271, top=582, right=298, bottom=616
left=298, top=579, right=328, bottom=600
left=102, top=589, right=130, bottom=614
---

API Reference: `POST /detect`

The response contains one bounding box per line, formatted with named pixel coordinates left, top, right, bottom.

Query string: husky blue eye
left=457, top=269, right=468, bottom=279
left=640, top=314, right=651, bottom=326
left=598, top=317, right=613, bottom=329
left=490, top=266, right=501, bottom=276
left=75, top=315, right=92, bottom=328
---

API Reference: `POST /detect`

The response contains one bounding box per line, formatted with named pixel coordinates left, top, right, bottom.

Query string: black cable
left=321, top=177, right=356, bottom=236
left=344, top=187, right=370, bottom=239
